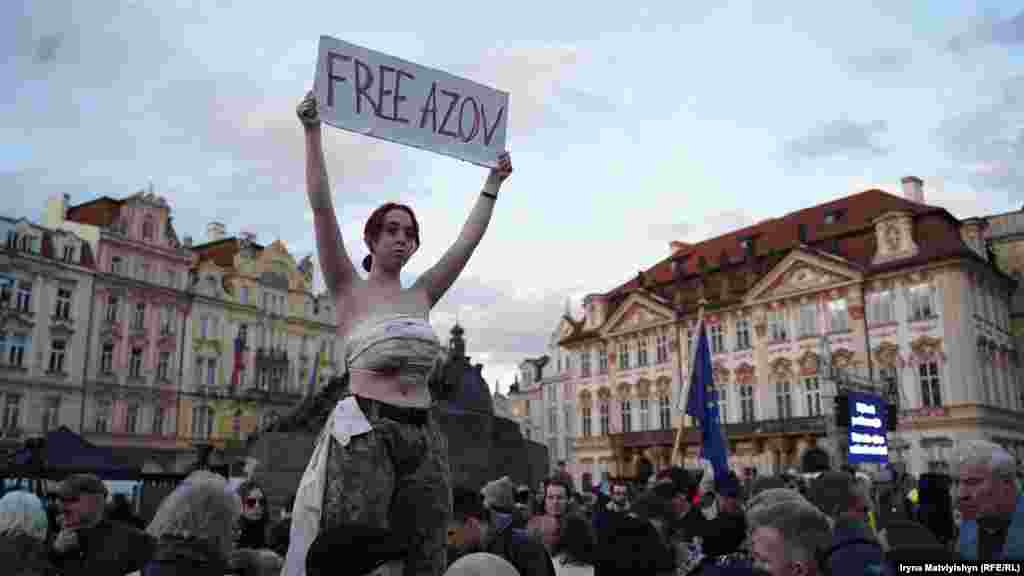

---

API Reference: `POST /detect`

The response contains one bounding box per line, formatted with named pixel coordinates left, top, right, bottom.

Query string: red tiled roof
left=559, top=188, right=985, bottom=346
left=66, top=197, right=123, bottom=228
left=191, top=237, right=265, bottom=270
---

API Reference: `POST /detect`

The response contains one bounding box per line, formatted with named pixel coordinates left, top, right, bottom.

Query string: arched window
left=142, top=218, right=155, bottom=241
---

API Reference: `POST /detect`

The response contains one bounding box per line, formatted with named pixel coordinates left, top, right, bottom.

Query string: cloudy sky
left=3, top=1, right=1022, bottom=393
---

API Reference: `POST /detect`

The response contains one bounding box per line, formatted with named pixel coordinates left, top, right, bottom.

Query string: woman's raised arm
left=297, top=92, right=358, bottom=294
left=413, top=153, right=513, bottom=307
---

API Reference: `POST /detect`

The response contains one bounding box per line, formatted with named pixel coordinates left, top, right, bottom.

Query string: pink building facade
left=52, top=190, right=195, bottom=470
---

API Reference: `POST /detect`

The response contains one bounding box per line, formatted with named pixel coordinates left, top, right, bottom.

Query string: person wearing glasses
left=50, top=474, right=153, bottom=576
left=235, top=481, right=270, bottom=551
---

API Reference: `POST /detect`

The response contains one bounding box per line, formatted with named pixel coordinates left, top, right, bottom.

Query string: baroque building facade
left=49, top=191, right=196, bottom=471
left=186, top=222, right=340, bottom=452
left=559, top=178, right=1023, bottom=480
left=0, top=215, right=96, bottom=450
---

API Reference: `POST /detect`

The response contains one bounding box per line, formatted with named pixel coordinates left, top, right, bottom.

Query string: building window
left=598, top=346, right=608, bottom=374
left=15, top=281, right=31, bottom=313
left=776, top=381, right=792, bottom=419
left=137, top=263, right=148, bottom=282
left=132, top=302, right=145, bottom=330
left=621, top=399, right=632, bottom=433
left=659, top=396, right=671, bottom=429
left=126, top=403, right=139, bottom=434
left=55, top=288, right=72, bottom=320
left=710, top=324, right=724, bottom=354
left=828, top=299, right=848, bottom=332
left=42, top=397, right=60, bottom=432
left=564, top=406, right=573, bottom=436
left=62, top=244, right=75, bottom=262
left=619, top=342, right=631, bottom=370
left=110, top=256, right=122, bottom=275
left=768, top=309, right=788, bottom=342
left=881, top=366, right=899, bottom=403
left=3, top=394, right=21, bottom=431
left=106, top=295, right=119, bottom=322
left=687, top=328, right=695, bottom=353
left=240, top=286, right=249, bottom=304
left=548, top=438, right=558, bottom=462
left=798, top=303, right=817, bottom=338
left=565, top=354, right=571, bottom=373
left=207, top=359, right=217, bottom=386
left=656, top=333, right=668, bottom=363
left=599, top=402, right=610, bottom=435
left=94, top=399, right=111, bottom=433
left=580, top=349, right=591, bottom=377
left=7, top=335, right=26, bottom=367
left=909, top=284, right=936, bottom=321
left=803, top=377, right=822, bottom=416
left=740, top=385, right=755, bottom=422
left=715, top=385, right=729, bottom=423
left=200, top=315, right=209, bottom=338
left=549, top=406, right=558, bottom=434
left=101, top=343, right=114, bottom=373
left=153, top=407, right=165, bottom=436
left=735, top=318, right=751, bottom=350
left=868, top=290, right=895, bottom=325
left=919, top=361, right=942, bottom=407
left=48, top=339, right=67, bottom=373
left=142, top=218, right=154, bottom=240
left=0, top=279, right=11, bottom=308
left=157, top=351, right=170, bottom=380
left=160, top=306, right=173, bottom=335
left=582, top=406, right=592, bottom=437
left=639, top=398, right=650, bottom=431
left=192, top=406, right=214, bottom=439
left=637, top=338, right=649, bottom=366
left=129, top=348, right=143, bottom=378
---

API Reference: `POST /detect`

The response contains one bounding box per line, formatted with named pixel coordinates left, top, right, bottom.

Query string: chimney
left=901, top=176, right=924, bottom=203
left=207, top=222, right=226, bottom=242
left=45, top=194, right=70, bottom=227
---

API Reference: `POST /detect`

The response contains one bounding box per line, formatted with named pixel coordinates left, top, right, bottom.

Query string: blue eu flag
left=684, top=320, right=731, bottom=483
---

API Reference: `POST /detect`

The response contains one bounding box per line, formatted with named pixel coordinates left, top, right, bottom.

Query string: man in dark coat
left=50, top=474, right=154, bottom=576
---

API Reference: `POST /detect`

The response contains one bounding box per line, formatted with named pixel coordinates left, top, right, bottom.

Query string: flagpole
left=672, top=298, right=707, bottom=467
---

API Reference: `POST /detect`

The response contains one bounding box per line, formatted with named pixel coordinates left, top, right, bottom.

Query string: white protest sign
left=314, top=35, right=509, bottom=168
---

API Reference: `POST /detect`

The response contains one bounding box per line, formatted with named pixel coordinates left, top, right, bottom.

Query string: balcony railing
left=610, top=415, right=828, bottom=448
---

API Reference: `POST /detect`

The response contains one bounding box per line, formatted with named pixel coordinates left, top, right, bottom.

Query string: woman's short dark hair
left=362, top=202, right=420, bottom=272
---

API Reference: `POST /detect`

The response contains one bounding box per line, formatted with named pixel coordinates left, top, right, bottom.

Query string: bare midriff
left=336, top=286, right=435, bottom=409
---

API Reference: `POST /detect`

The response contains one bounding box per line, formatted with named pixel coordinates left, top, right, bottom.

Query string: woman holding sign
left=284, top=91, right=512, bottom=576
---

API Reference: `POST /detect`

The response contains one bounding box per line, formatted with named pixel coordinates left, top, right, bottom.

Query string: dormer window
left=5, top=231, right=16, bottom=249
left=739, top=239, right=750, bottom=251
left=142, top=218, right=155, bottom=241
left=824, top=209, right=844, bottom=225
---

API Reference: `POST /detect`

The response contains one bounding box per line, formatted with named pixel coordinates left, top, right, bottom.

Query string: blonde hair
left=0, top=491, right=48, bottom=541
left=146, top=470, right=240, bottom=561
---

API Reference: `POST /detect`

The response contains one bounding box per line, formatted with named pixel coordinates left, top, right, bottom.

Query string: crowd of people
left=0, top=438, right=1021, bottom=575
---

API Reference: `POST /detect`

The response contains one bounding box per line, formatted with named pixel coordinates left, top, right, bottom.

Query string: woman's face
left=241, top=489, right=265, bottom=521
left=370, top=209, right=418, bottom=272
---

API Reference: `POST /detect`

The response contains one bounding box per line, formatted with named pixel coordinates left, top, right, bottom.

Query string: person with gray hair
left=143, top=470, right=242, bottom=575
left=748, top=500, right=833, bottom=576
left=956, top=439, right=1024, bottom=561
left=0, top=491, right=57, bottom=576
